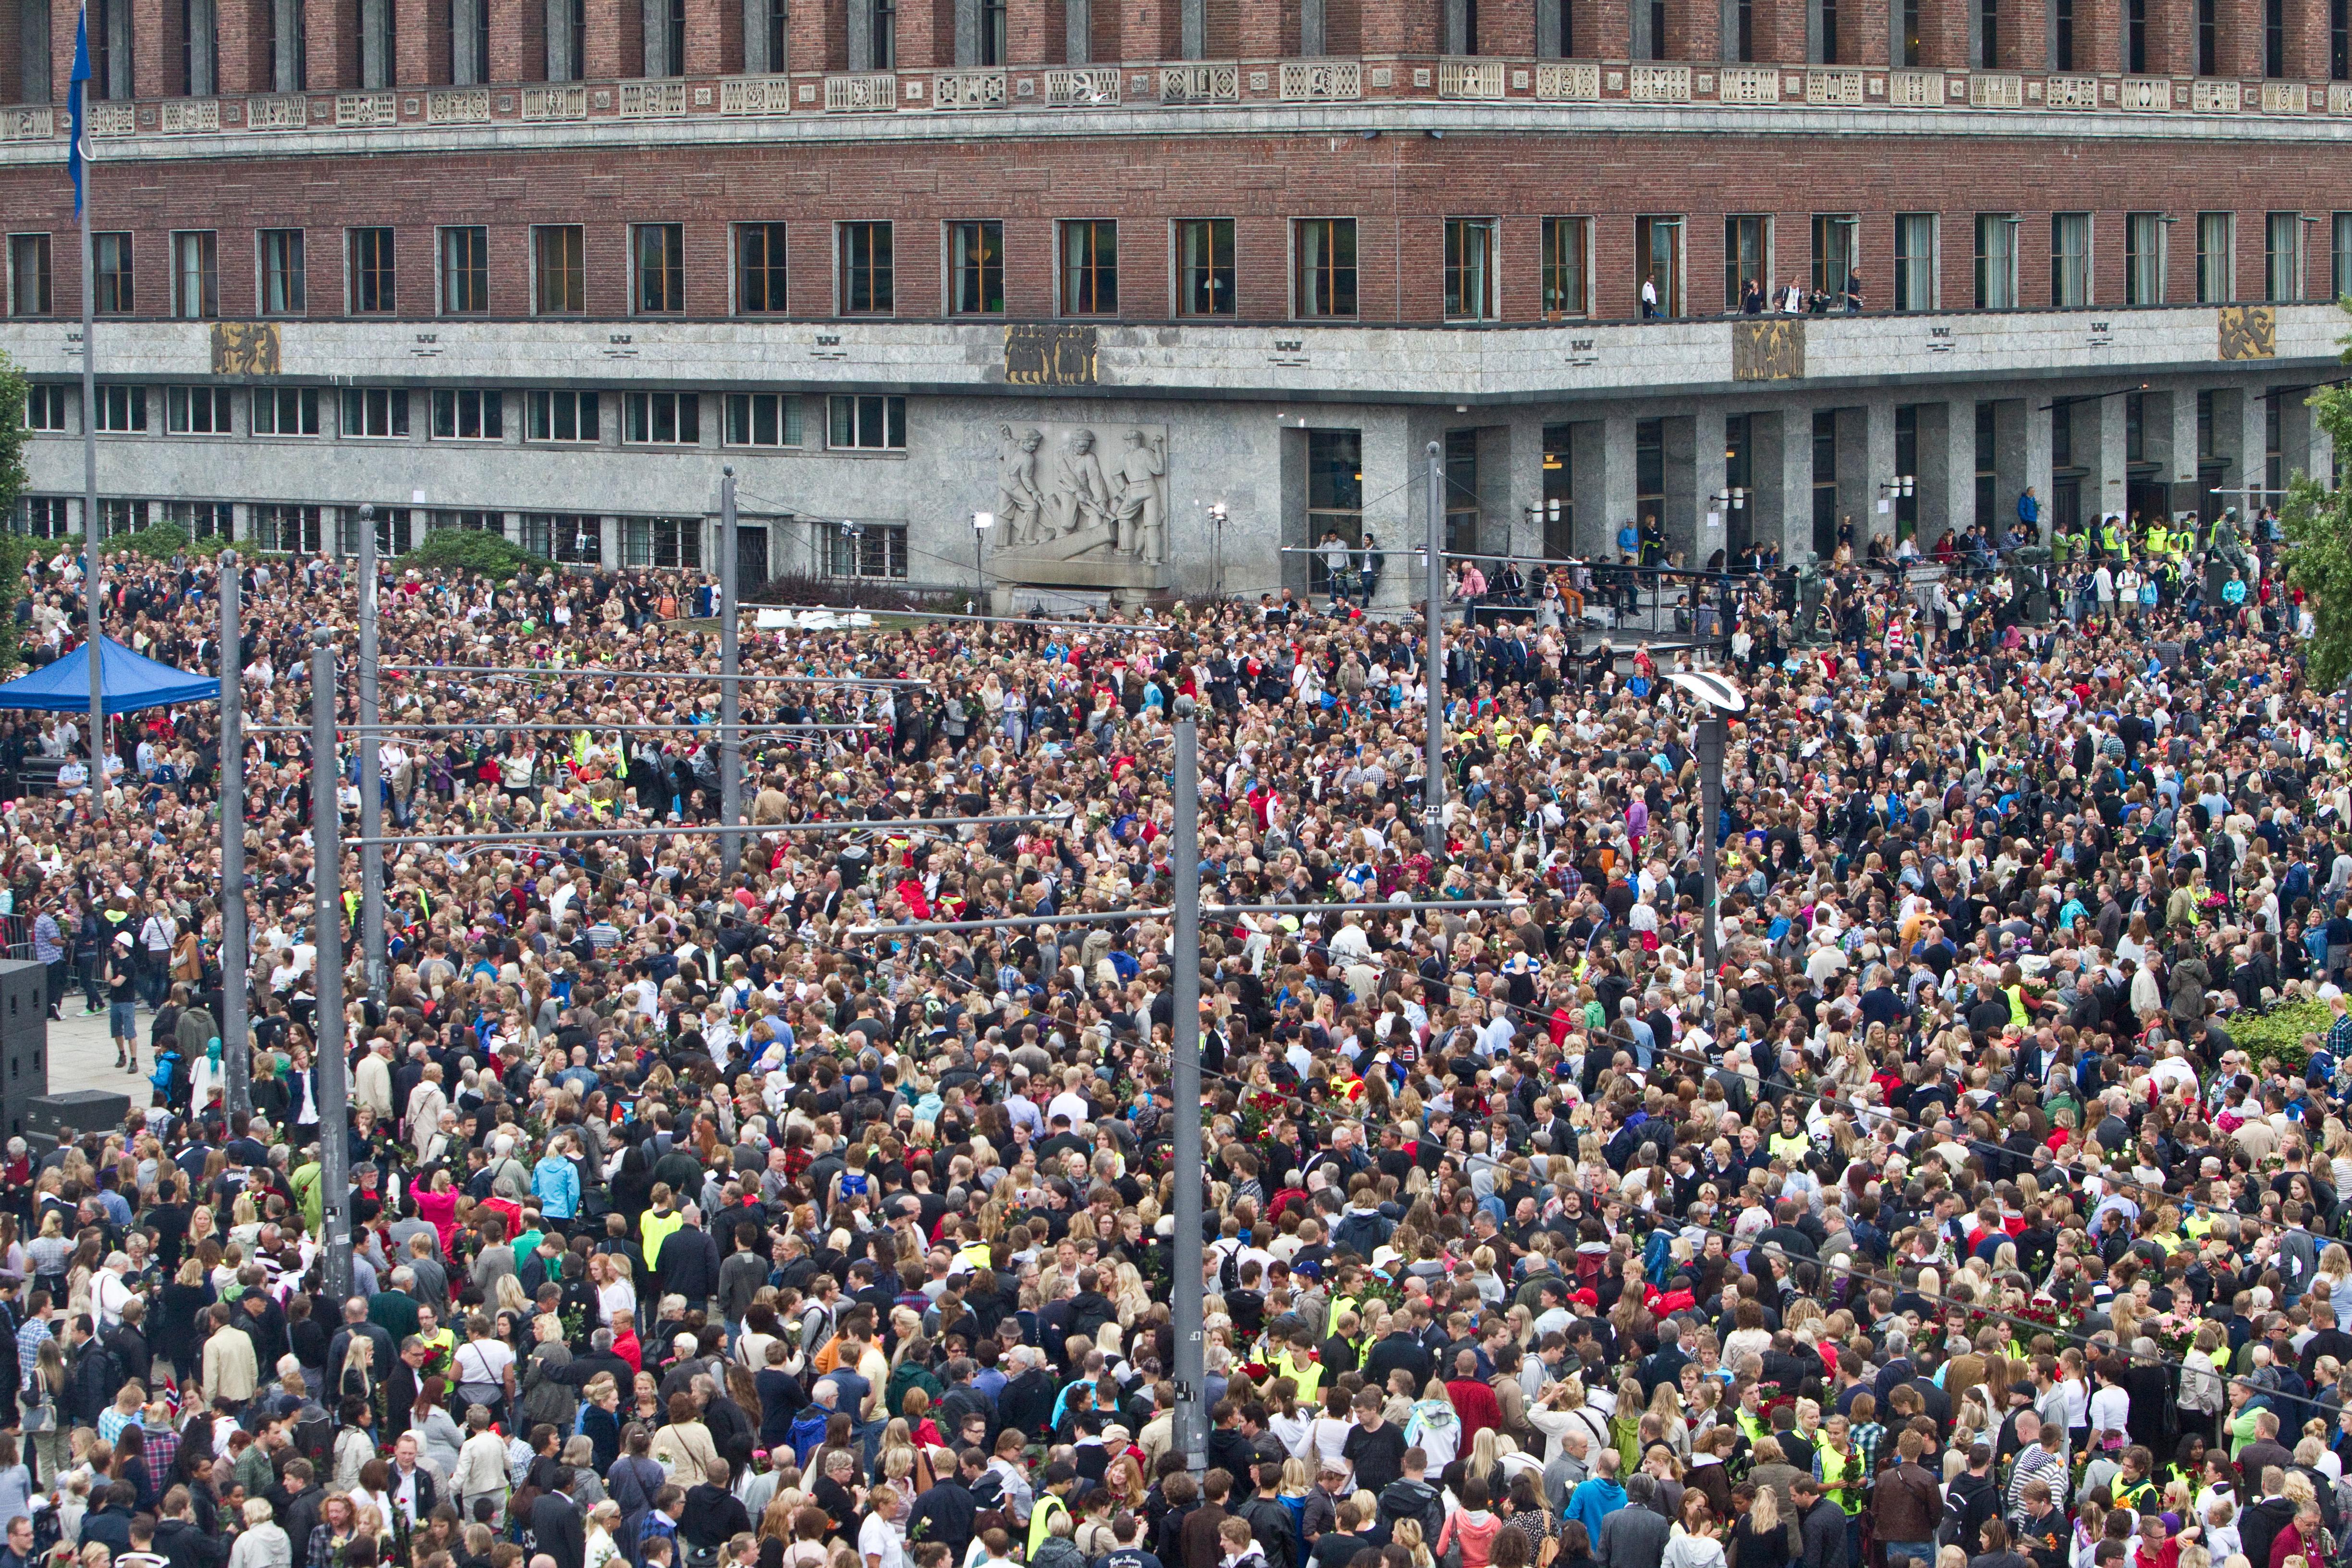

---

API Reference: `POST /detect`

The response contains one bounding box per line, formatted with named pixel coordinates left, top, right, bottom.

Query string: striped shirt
left=13, top=1319, right=50, bottom=1394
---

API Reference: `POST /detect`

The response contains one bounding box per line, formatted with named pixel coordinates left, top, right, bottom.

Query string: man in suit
left=386, top=1432, right=442, bottom=1528
left=530, top=1473, right=588, bottom=1568
left=1598, top=1474, right=1671, bottom=1568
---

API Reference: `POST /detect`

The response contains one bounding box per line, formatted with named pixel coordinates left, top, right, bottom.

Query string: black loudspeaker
left=23, top=1090, right=127, bottom=1151
left=0, top=960, right=47, bottom=1145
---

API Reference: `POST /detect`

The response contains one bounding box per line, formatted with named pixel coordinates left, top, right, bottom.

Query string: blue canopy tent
left=0, top=637, right=220, bottom=715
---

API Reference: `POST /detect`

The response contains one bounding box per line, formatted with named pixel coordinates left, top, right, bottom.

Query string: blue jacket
left=531, top=1155, right=580, bottom=1219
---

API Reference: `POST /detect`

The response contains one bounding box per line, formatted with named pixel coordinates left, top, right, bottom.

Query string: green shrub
left=112, top=522, right=192, bottom=560
left=403, top=529, right=548, bottom=578
left=2234, top=997, right=2330, bottom=1073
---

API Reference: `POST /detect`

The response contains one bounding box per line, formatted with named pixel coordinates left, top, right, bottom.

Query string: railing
left=1044, top=67, right=1121, bottom=106
left=1161, top=62, right=1239, bottom=102
left=521, top=84, right=588, bottom=120
left=1281, top=60, right=1363, bottom=99
left=426, top=87, right=492, bottom=122
left=5, top=61, right=2346, bottom=145
left=720, top=74, right=795, bottom=114
left=821, top=72, right=897, bottom=111
left=1437, top=57, right=1506, bottom=98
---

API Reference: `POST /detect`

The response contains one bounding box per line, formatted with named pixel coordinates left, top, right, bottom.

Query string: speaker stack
left=0, top=960, right=49, bottom=1145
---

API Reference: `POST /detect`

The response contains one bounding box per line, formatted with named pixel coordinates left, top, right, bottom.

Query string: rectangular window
left=341, top=387, right=410, bottom=438
left=94, top=233, right=133, bottom=315
left=532, top=513, right=602, bottom=565
left=2266, top=211, right=2305, bottom=303
left=13, top=497, right=73, bottom=539
left=872, top=0, right=896, bottom=65
left=633, top=223, right=684, bottom=315
left=533, top=225, right=585, bottom=316
left=349, top=227, right=395, bottom=315
left=2128, top=0, right=2146, bottom=67
left=252, top=386, right=320, bottom=436
left=826, top=522, right=906, bottom=578
left=440, top=225, right=489, bottom=316
left=1175, top=219, right=1233, bottom=318
left=430, top=389, right=503, bottom=440
left=625, top=516, right=705, bottom=570
left=171, top=232, right=218, bottom=320
left=2198, top=211, right=2234, bottom=302
left=948, top=220, right=1006, bottom=317
left=1445, top=428, right=1481, bottom=554
left=828, top=394, right=906, bottom=451
left=92, top=498, right=140, bottom=539
left=1059, top=220, right=1118, bottom=316
left=2336, top=0, right=2348, bottom=77
left=164, top=501, right=234, bottom=541
left=21, top=385, right=69, bottom=432
left=525, top=390, right=600, bottom=443
left=2267, top=0, right=2284, bottom=74
left=839, top=221, right=894, bottom=316
left=2336, top=212, right=2352, bottom=301
left=259, top=229, right=306, bottom=316
left=981, top=0, right=1006, bottom=61
left=2051, top=212, right=2091, bottom=306
left=735, top=222, right=789, bottom=315
left=1444, top=218, right=1498, bottom=322
left=2199, top=0, right=2217, bottom=73
left=1974, top=213, right=2018, bottom=308
left=1725, top=215, right=1768, bottom=312
left=2126, top=212, right=2164, bottom=305
left=8, top=235, right=51, bottom=318
left=724, top=392, right=802, bottom=448
left=1302, top=428, right=1363, bottom=593
left=1294, top=219, right=1358, bottom=319
left=338, top=506, right=414, bottom=557
left=1980, top=0, right=1998, bottom=63
left=760, top=0, right=787, bottom=67
left=428, top=509, right=503, bottom=536
left=623, top=391, right=700, bottom=445
left=1813, top=214, right=1858, bottom=304
left=95, top=386, right=145, bottom=433
left=1893, top=214, right=1936, bottom=310
left=166, top=386, right=233, bottom=434
left=1542, top=217, right=1590, bottom=318
left=2053, top=0, right=2074, bottom=64
left=1635, top=215, right=1684, bottom=317
left=254, top=504, right=323, bottom=555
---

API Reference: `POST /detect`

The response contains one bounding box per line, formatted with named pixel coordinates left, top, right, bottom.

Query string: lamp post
left=1206, top=503, right=1228, bottom=600
left=972, top=511, right=994, bottom=612
left=1667, top=670, right=1747, bottom=1023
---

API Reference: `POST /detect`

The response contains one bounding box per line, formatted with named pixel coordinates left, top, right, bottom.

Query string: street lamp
left=1206, top=503, right=1228, bottom=599
left=1668, top=670, right=1746, bottom=1021
left=1879, top=475, right=1916, bottom=499
left=972, top=511, right=994, bottom=611
left=1710, top=487, right=1749, bottom=510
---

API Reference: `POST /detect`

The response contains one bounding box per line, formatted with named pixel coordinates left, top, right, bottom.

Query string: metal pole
left=1424, top=441, right=1446, bottom=862
left=356, top=506, right=385, bottom=1008
left=1696, top=715, right=1725, bottom=1005
left=220, top=553, right=250, bottom=1120
left=719, top=469, right=742, bottom=876
left=309, top=628, right=352, bottom=1301
left=78, top=135, right=100, bottom=793
left=1169, top=693, right=1206, bottom=1476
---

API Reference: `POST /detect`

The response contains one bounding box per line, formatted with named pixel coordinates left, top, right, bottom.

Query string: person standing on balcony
left=1640, top=276, right=1660, bottom=320
left=2017, top=486, right=2040, bottom=540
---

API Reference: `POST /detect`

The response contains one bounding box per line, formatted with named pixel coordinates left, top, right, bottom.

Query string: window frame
left=735, top=221, right=790, bottom=316
left=1811, top=213, right=1859, bottom=304
left=1892, top=213, right=1937, bottom=311
left=724, top=392, right=803, bottom=449
left=440, top=224, right=491, bottom=317
left=632, top=222, right=686, bottom=317
left=94, top=385, right=146, bottom=434
left=533, top=224, right=586, bottom=317
left=258, top=228, right=306, bottom=317
left=947, top=220, right=1006, bottom=318
left=21, top=384, right=70, bottom=433
left=622, top=515, right=705, bottom=570
left=827, top=393, right=906, bottom=452
left=1973, top=212, right=2020, bottom=308
left=1058, top=219, right=1120, bottom=318
left=838, top=220, right=895, bottom=317
left=340, top=387, right=411, bottom=439
left=2197, top=211, right=2235, bottom=304
left=1541, top=217, right=1592, bottom=319
left=93, top=232, right=134, bottom=316
left=1634, top=214, right=1685, bottom=318
left=252, top=386, right=321, bottom=437
left=1292, top=218, right=1359, bottom=321
left=2124, top=212, right=2165, bottom=306
left=827, top=522, right=909, bottom=579
left=8, top=234, right=52, bottom=318
left=349, top=226, right=396, bottom=316
left=524, top=389, right=601, bottom=444
left=429, top=388, right=504, bottom=441
left=621, top=391, right=702, bottom=446
left=1444, top=217, right=1500, bottom=323
left=165, top=385, right=234, bottom=435
left=1173, top=218, right=1233, bottom=318
left=2266, top=211, right=2306, bottom=303
left=2050, top=211, right=2092, bottom=307
left=169, top=231, right=220, bottom=321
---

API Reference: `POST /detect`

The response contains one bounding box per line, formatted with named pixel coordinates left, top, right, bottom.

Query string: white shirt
left=1047, top=1090, right=1092, bottom=1129
left=858, top=1511, right=907, bottom=1568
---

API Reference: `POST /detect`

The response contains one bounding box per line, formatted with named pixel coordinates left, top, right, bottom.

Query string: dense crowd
left=0, top=501, right=2335, bottom=1568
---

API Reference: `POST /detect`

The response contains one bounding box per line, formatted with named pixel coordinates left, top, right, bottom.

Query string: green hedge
left=403, top=529, right=548, bottom=578
left=2235, top=997, right=2330, bottom=1074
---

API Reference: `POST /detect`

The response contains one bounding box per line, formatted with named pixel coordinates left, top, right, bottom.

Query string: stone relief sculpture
left=989, top=423, right=1171, bottom=585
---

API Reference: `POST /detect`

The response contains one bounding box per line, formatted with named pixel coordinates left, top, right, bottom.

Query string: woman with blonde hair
left=1648, top=1381, right=1692, bottom=1458
left=1393, top=1519, right=1438, bottom=1568
left=584, top=1500, right=626, bottom=1568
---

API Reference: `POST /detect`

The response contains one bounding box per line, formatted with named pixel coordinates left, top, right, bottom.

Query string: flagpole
left=73, top=5, right=101, bottom=786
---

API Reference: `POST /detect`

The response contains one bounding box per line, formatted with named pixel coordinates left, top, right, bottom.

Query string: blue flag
left=67, top=3, right=88, bottom=218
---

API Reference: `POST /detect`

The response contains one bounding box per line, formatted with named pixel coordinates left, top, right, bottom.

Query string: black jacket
left=152, top=1518, right=225, bottom=1568
left=530, top=1491, right=588, bottom=1568
left=907, top=1478, right=980, bottom=1560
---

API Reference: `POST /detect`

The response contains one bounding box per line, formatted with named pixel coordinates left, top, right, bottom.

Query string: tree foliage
left=403, top=528, right=547, bottom=578
left=0, top=356, right=24, bottom=525
left=2285, top=337, right=2352, bottom=686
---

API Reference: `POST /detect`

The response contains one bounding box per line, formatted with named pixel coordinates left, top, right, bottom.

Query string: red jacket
left=1445, top=1376, right=1503, bottom=1447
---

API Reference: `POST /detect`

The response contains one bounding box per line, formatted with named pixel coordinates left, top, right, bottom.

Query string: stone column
left=270, top=0, right=300, bottom=87
left=1006, top=0, right=1046, bottom=57
left=586, top=0, right=641, bottom=76
left=450, top=0, right=480, bottom=77
left=1918, top=401, right=1966, bottom=539
left=1356, top=412, right=1419, bottom=612
left=646, top=0, right=673, bottom=69
left=103, top=0, right=132, bottom=97
left=186, top=0, right=217, bottom=90
left=1600, top=415, right=1639, bottom=556
left=1177, top=0, right=1199, bottom=54
left=2162, top=385, right=2200, bottom=517
left=131, top=0, right=172, bottom=96
left=1301, top=0, right=1324, bottom=52
left=2231, top=384, right=2270, bottom=513
left=1692, top=405, right=1728, bottom=567
left=306, top=0, right=356, bottom=85
left=1994, top=397, right=2051, bottom=539
left=2090, top=391, right=2128, bottom=526
left=1765, top=405, right=1814, bottom=558
left=216, top=0, right=266, bottom=89
left=395, top=0, right=448, bottom=82
left=1861, top=400, right=1897, bottom=544
left=360, top=0, right=390, bottom=80
left=1064, top=0, right=1089, bottom=58
left=18, top=0, right=49, bottom=102
left=2220, top=0, right=2261, bottom=72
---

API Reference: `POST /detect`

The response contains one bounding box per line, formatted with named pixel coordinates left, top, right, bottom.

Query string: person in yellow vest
left=1272, top=1329, right=1324, bottom=1408
left=1768, top=1110, right=1810, bottom=1166
left=1027, top=1460, right=1080, bottom=1556
left=640, top=1183, right=683, bottom=1274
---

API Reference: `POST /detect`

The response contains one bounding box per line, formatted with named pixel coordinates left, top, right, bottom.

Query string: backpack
left=787, top=1408, right=829, bottom=1469
left=294, top=1404, right=334, bottom=1467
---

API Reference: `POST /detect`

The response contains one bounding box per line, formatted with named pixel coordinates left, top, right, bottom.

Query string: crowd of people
left=0, top=502, right=2332, bottom=1568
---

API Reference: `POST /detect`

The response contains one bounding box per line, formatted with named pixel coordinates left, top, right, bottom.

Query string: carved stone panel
left=1004, top=322, right=1099, bottom=385
left=2218, top=305, right=2276, bottom=360
left=986, top=422, right=1173, bottom=590
left=1733, top=318, right=1805, bottom=380
left=211, top=322, right=282, bottom=376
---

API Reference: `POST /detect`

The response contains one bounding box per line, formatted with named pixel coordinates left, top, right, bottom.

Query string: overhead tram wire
left=374, top=664, right=929, bottom=686
left=847, top=899, right=1525, bottom=939
left=346, top=810, right=1076, bottom=850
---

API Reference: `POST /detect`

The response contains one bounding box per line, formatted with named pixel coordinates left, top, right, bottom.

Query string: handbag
left=22, top=1370, right=53, bottom=1433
